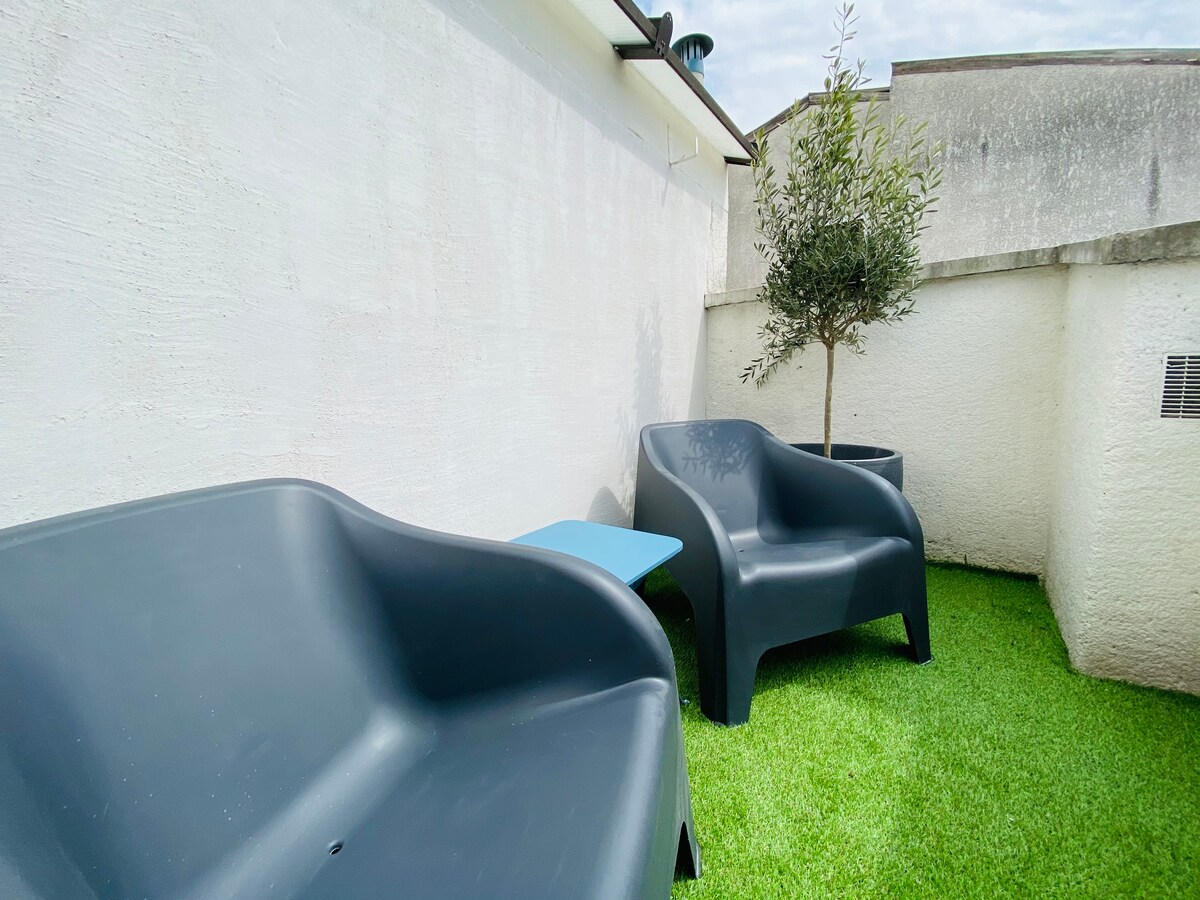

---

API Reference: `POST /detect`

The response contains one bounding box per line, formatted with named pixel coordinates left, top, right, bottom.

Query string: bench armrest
left=332, top=497, right=676, bottom=705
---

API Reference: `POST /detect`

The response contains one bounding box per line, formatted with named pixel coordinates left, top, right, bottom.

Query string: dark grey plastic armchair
left=0, top=480, right=698, bottom=899
left=634, top=420, right=931, bottom=726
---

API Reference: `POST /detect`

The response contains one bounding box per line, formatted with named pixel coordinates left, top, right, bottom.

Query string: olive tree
left=742, top=4, right=942, bottom=457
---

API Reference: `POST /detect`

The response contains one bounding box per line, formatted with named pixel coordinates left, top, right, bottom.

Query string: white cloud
left=641, top=0, right=1200, bottom=130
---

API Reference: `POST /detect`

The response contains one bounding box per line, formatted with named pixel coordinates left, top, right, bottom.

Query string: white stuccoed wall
left=0, top=0, right=730, bottom=535
left=893, top=61, right=1200, bottom=265
left=707, top=225, right=1200, bottom=695
left=727, top=55, right=1200, bottom=291
left=1046, top=259, right=1200, bottom=694
left=706, top=266, right=1067, bottom=574
left=718, top=51, right=1200, bottom=694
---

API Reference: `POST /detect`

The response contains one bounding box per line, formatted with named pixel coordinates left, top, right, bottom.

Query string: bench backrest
left=0, top=481, right=410, bottom=898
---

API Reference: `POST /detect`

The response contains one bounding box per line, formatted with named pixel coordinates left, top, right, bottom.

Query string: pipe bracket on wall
left=669, top=130, right=699, bottom=167
left=616, top=12, right=673, bottom=60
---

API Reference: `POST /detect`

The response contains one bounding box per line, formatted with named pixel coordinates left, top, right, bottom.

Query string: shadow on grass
left=646, top=563, right=1200, bottom=899
left=641, top=568, right=915, bottom=709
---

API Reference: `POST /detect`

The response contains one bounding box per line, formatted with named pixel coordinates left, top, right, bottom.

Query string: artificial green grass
left=643, top=564, right=1200, bottom=898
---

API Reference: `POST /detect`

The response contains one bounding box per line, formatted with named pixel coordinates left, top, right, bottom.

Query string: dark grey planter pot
left=791, top=443, right=904, bottom=492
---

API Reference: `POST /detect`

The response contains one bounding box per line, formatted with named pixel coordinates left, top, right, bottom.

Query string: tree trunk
left=823, top=342, right=834, bottom=458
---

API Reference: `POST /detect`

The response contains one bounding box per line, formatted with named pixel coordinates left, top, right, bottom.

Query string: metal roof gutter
left=576, top=0, right=755, bottom=164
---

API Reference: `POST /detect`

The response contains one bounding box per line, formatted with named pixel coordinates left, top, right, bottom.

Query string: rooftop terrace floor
left=644, top=565, right=1200, bottom=898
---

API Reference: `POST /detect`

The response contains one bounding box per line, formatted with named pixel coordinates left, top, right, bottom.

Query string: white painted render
left=0, top=0, right=731, bottom=536
left=719, top=53, right=1200, bottom=695
left=1046, top=259, right=1200, bottom=695
left=706, top=266, right=1067, bottom=574
left=727, top=59, right=1200, bottom=290
left=894, top=64, right=1200, bottom=265
left=706, top=234, right=1200, bottom=695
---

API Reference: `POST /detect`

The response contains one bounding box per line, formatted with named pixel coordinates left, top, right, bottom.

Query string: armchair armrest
left=330, top=495, right=676, bottom=705
left=633, top=438, right=740, bottom=601
left=760, top=432, right=924, bottom=546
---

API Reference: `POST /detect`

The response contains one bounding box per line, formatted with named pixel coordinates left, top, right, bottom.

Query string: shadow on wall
left=426, top=0, right=713, bottom=200
left=610, top=307, right=666, bottom=523
left=588, top=486, right=625, bottom=525
left=680, top=420, right=757, bottom=481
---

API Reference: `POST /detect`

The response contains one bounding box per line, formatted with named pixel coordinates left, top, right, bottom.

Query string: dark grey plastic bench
left=0, top=480, right=699, bottom=899
left=634, top=420, right=931, bottom=726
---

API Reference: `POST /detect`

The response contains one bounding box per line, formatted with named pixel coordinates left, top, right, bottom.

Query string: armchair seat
left=634, top=420, right=932, bottom=726
left=735, top=535, right=910, bottom=580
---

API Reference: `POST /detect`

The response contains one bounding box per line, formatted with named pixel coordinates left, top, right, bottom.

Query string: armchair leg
left=685, top=611, right=753, bottom=727
left=903, top=606, right=932, bottom=665
left=720, top=649, right=758, bottom=727
left=670, top=574, right=759, bottom=726
left=692, top=617, right=724, bottom=723
left=693, top=624, right=757, bottom=726
left=904, top=562, right=932, bottom=664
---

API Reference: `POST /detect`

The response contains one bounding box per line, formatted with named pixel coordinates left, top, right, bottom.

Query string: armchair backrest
left=642, top=421, right=770, bottom=537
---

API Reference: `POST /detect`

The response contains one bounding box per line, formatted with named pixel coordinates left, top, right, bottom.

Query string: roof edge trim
left=605, top=1, right=755, bottom=163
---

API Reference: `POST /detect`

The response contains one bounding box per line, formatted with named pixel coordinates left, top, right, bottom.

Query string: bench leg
left=675, top=818, right=701, bottom=879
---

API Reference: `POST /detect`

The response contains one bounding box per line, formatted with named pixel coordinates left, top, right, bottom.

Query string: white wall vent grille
left=1161, top=354, right=1200, bottom=419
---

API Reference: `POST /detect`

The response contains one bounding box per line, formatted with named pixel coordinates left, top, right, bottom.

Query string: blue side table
left=511, top=520, right=682, bottom=586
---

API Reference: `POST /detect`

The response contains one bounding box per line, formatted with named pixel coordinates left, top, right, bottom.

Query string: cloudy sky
left=639, top=0, right=1200, bottom=131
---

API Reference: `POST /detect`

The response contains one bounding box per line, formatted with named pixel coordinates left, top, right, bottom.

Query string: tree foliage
left=743, top=4, right=942, bottom=453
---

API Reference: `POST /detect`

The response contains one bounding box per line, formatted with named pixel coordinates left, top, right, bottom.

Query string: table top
left=511, top=519, right=683, bottom=586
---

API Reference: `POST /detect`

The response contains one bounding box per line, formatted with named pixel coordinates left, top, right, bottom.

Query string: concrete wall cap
left=707, top=220, right=1200, bottom=306
left=893, top=48, right=1200, bottom=77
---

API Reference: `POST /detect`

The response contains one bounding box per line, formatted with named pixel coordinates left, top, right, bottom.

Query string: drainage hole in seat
left=329, top=841, right=344, bottom=856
